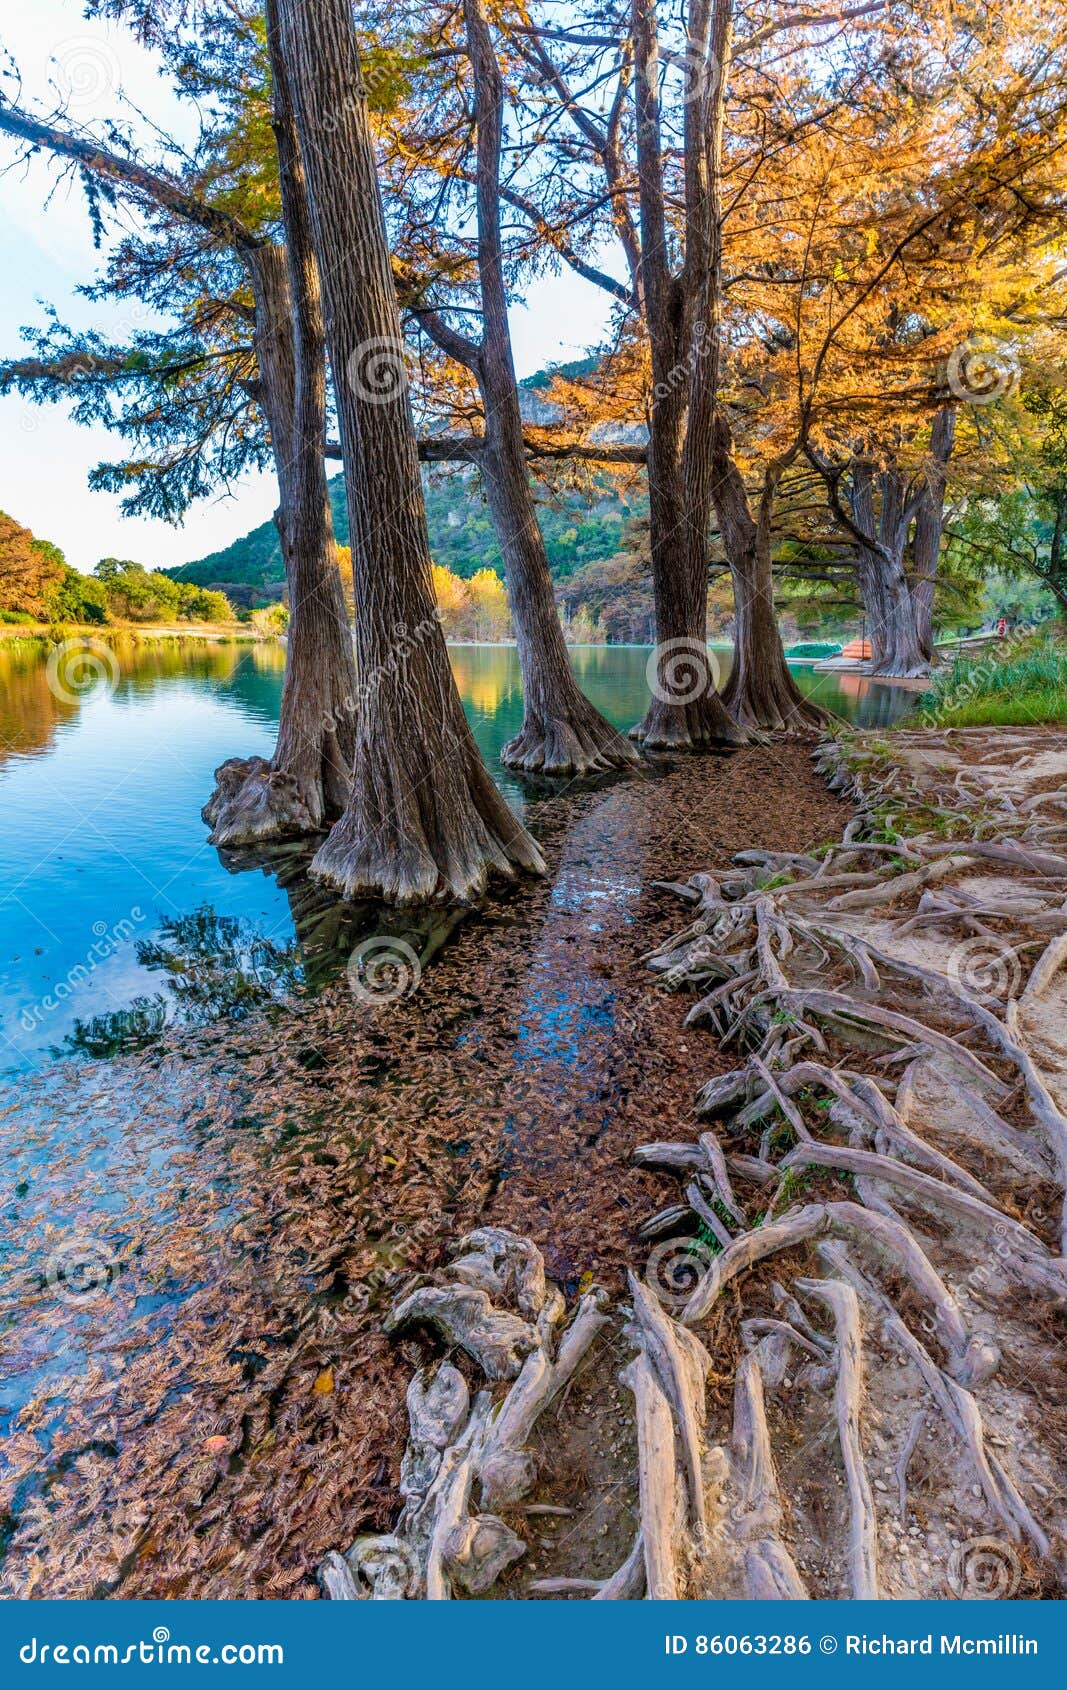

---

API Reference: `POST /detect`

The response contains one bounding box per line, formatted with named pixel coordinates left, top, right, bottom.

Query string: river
left=0, top=637, right=913, bottom=1068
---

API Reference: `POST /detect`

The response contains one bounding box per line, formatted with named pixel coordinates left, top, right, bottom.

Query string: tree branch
left=0, top=98, right=261, bottom=251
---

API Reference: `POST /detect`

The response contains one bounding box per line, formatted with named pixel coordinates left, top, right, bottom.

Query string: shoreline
left=0, top=621, right=262, bottom=643
left=0, top=624, right=909, bottom=669
left=321, top=723, right=1067, bottom=1601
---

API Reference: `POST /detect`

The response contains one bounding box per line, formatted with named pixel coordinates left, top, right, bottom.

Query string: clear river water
left=0, top=637, right=915, bottom=1069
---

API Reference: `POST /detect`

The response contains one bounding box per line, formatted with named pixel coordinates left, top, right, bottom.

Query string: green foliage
left=251, top=602, right=289, bottom=635
left=944, top=466, right=1067, bottom=624
left=92, top=559, right=234, bottom=624
left=919, top=636, right=1067, bottom=725
left=45, top=566, right=110, bottom=625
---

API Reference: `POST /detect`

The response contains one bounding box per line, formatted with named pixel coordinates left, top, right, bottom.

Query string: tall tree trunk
left=911, top=405, right=956, bottom=662
left=713, top=420, right=825, bottom=730
left=693, top=0, right=822, bottom=733
left=205, top=17, right=356, bottom=845
left=275, top=0, right=543, bottom=903
left=463, top=0, right=639, bottom=778
left=850, top=458, right=928, bottom=678
left=628, top=0, right=740, bottom=750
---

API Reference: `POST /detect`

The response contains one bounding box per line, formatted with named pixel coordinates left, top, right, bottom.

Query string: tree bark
left=459, top=0, right=640, bottom=778
left=911, top=406, right=956, bottom=662
left=275, top=0, right=543, bottom=903
left=850, top=459, right=929, bottom=678
left=206, top=14, right=357, bottom=844
left=696, top=1, right=822, bottom=733
left=628, top=0, right=741, bottom=750
left=713, top=420, right=825, bottom=730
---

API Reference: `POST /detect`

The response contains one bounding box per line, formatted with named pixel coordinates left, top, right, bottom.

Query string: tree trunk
left=463, top=0, right=639, bottom=779
left=275, top=0, right=543, bottom=903
left=479, top=423, right=639, bottom=775
left=204, top=24, right=357, bottom=847
left=628, top=0, right=740, bottom=751
left=850, top=459, right=928, bottom=679
left=911, top=406, right=956, bottom=662
left=713, top=420, right=825, bottom=730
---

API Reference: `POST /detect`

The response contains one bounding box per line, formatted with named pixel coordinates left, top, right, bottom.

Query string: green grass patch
left=918, top=638, right=1067, bottom=727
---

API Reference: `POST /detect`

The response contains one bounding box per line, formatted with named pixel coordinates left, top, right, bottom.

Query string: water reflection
left=0, top=636, right=915, bottom=1065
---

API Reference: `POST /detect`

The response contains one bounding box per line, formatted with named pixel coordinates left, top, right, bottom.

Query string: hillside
left=168, top=467, right=646, bottom=607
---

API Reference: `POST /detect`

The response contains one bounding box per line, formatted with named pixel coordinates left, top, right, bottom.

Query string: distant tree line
left=0, top=512, right=233, bottom=625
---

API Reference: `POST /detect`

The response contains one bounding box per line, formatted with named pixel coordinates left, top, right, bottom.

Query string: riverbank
left=317, top=723, right=1067, bottom=1602
left=0, top=741, right=844, bottom=1598
left=0, top=620, right=258, bottom=643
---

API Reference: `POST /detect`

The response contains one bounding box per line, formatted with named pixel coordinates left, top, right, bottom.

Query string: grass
left=918, top=636, right=1067, bottom=727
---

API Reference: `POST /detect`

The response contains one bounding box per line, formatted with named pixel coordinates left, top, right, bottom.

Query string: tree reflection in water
left=59, top=840, right=469, bottom=1058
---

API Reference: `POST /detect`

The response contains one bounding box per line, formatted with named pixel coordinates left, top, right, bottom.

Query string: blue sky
left=0, top=1, right=613, bottom=573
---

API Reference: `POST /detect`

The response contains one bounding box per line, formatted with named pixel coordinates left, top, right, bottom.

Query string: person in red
left=997, top=617, right=1008, bottom=637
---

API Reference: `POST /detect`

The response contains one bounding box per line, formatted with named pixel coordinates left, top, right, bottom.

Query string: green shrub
left=918, top=637, right=1067, bottom=726
left=251, top=601, right=289, bottom=635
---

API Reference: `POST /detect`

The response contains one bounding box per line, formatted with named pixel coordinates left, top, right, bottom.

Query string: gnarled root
left=501, top=695, right=642, bottom=779
left=630, top=688, right=747, bottom=753
left=203, top=755, right=322, bottom=847
left=320, top=1230, right=731, bottom=1602
left=794, top=1277, right=879, bottom=1598
left=320, top=1229, right=612, bottom=1599
left=634, top=725, right=1067, bottom=1597
left=729, top=1347, right=808, bottom=1598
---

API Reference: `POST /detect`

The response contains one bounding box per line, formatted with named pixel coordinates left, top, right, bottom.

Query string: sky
left=0, top=1, right=615, bottom=574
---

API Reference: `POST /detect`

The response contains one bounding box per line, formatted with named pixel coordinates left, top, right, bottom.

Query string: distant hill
left=168, top=466, right=647, bottom=606
left=167, top=359, right=647, bottom=606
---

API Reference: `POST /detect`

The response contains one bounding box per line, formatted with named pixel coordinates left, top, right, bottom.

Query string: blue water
left=0, top=638, right=914, bottom=1067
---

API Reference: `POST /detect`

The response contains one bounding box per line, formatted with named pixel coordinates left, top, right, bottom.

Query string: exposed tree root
left=629, top=688, right=747, bottom=753
left=795, top=1277, right=879, bottom=1597
left=627, top=725, right=1066, bottom=1596
left=501, top=694, right=643, bottom=778
left=203, top=755, right=324, bottom=846
left=317, top=727, right=1066, bottom=1599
